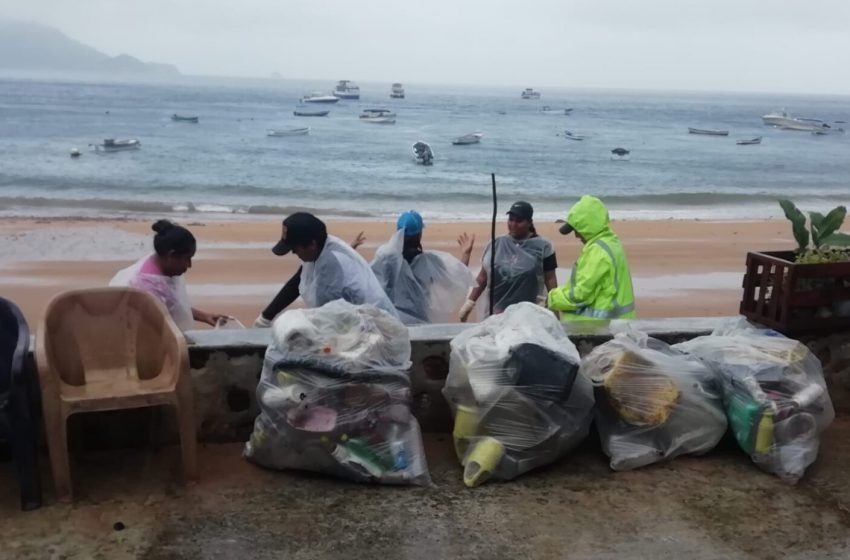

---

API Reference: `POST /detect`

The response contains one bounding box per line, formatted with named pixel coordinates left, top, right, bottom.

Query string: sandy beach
left=0, top=216, right=794, bottom=328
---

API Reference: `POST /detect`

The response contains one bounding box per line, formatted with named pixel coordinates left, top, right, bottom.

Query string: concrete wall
left=183, top=317, right=850, bottom=443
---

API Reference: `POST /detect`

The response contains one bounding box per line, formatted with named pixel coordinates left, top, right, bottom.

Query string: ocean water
left=1, top=77, right=848, bottom=222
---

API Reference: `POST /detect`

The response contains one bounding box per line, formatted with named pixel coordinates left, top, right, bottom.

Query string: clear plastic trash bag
left=300, top=235, right=399, bottom=319
left=443, top=302, right=593, bottom=487
left=371, top=230, right=474, bottom=324
left=581, top=329, right=727, bottom=471
left=271, top=299, right=411, bottom=375
left=245, top=300, right=430, bottom=485
left=675, top=319, right=834, bottom=483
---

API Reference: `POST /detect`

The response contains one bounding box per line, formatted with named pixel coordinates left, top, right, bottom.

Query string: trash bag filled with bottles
left=443, top=302, right=594, bottom=487
left=582, top=329, right=728, bottom=471
left=244, top=299, right=431, bottom=485
left=675, top=319, right=834, bottom=483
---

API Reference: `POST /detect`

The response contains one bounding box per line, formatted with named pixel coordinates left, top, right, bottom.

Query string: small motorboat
left=560, top=130, right=586, bottom=141
left=688, top=128, right=729, bottom=136
left=267, top=127, right=310, bottom=137
left=736, top=136, right=762, bottom=145
left=293, top=106, right=330, bottom=117
left=300, top=92, right=340, bottom=104
left=70, top=148, right=81, bottom=158
left=390, top=83, right=405, bottom=99
left=359, top=109, right=396, bottom=124
left=521, top=88, right=541, bottom=99
left=611, top=147, right=630, bottom=160
left=93, top=138, right=141, bottom=153
left=413, top=141, right=434, bottom=165
left=541, top=106, right=572, bottom=115
left=452, top=132, right=483, bottom=145
left=171, top=114, right=199, bottom=123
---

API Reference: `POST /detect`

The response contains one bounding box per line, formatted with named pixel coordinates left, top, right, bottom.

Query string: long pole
left=490, top=173, right=497, bottom=316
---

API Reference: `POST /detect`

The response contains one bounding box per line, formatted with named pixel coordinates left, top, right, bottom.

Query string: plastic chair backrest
left=41, top=288, right=180, bottom=387
left=0, top=297, right=29, bottom=399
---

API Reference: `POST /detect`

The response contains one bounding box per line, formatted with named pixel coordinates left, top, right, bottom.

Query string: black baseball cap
left=557, top=220, right=574, bottom=235
left=272, top=212, right=327, bottom=256
left=506, top=201, right=533, bottom=221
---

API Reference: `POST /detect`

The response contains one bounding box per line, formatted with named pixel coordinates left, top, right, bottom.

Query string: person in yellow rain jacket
left=548, top=195, right=636, bottom=321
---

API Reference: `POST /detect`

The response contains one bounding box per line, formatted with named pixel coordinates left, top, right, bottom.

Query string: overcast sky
left=3, top=0, right=850, bottom=94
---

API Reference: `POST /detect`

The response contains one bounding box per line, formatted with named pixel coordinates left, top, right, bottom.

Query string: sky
left=2, top=0, right=850, bottom=94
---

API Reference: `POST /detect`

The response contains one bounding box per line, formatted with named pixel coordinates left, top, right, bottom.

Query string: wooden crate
left=740, top=251, right=850, bottom=334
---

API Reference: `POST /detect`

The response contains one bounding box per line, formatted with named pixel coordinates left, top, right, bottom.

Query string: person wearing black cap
left=548, top=195, right=635, bottom=321
left=458, top=201, right=558, bottom=321
left=254, top=212, right=398, bottom=325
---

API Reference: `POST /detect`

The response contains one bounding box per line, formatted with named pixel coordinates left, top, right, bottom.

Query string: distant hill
left=0, top=20, right=180, bottom=77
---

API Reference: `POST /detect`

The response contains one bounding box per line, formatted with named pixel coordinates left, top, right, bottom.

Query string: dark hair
left=151, top=220, right=196, bottom=257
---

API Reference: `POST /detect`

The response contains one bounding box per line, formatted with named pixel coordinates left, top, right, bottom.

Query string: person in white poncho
left=109, top=220, right=227, bottom=331
left=255, top=212, right=398, bottom=325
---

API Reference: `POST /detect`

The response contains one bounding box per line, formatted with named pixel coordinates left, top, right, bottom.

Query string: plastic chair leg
left=42, top=406, right=72, bottom=502
left=175, top=403, right=198, bottom=482
left=10, top=391, right=42, bottom=510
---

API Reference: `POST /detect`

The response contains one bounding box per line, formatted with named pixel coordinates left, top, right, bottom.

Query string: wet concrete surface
left=3, top=420, right=850, bottom=560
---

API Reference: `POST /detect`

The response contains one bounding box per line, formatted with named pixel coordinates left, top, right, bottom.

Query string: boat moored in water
left=93, top=138, right=141, bottom=153
left=293, top=106, right=330, bottom=117
left=452, top=132, right=483, bottom=145
left=390, top=83, right=405, bottom=98
left=610, top=147, right=630, bottom=160
left=267, top=127, right=310, bottom=137
left=521, top=88, right=541, bottom=99
left=736, top=136, right=762, bottom=145
left=171, top=114, right=199, bottom=123
left=301, top=92, right=340, bottom=104
left=359, top=109, right=396, bottom=124
left=333, top=80, right=360, bottom=99
left=688, top=127, right=729, bottom=136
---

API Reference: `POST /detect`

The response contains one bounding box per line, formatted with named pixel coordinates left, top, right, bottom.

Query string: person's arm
left=459, top=268, right=488, bottom=322
left=548, top=247, right=611, bottom=313
left=254, top=267, right=302, bottom=327
left=193, top=308, right=227, bottom=327
left=457, top=232, right=475, bottom=267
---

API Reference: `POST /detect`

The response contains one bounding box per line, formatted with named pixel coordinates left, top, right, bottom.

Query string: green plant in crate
left=779, top=200, right=850, bottom=263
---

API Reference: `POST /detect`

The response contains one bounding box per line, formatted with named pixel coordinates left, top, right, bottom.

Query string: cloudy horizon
left=2, top=0, right=850, bottom=95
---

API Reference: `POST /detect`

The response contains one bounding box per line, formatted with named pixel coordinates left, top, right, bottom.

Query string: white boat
left=171, top=114, right=199, bottom=123
left=359, top=109, right=396, bottom=124
left=93, top=138, right=141, bottom=153
left=561, top=130, right=586, bottom=141
left=610, top=147, right=630, bottom=161
left=413, top=141, right=434, bottom=165
left=780, top=120, right=831, bottom=132
left=541, top=106, right=571, bottom=115
left=452, top=132, right=483, bottom=145
left=762, top=110, right=827, bottom=130
left=390, top=83, right=405, bottom=99
left=70, top=148, right=81, bottom=158
left=293, top=106, right=330, bottom=117
left=300, top=92, right=340, bottom=104
left=521, top=88, right=541, bottom=99
left=333, top=80, right=360, bottom=100
left=267, top=127, right=310, bottom=137
left=688, top=127, right=729, bottom=136
left=736, top=136, right=762, bottom=145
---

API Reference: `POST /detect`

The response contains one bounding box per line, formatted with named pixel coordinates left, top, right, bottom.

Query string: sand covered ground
left=0, top=216, right=794, bottom=327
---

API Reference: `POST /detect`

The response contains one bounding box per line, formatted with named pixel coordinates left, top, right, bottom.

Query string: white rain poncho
left=581, top=330, right=727, bottom=471
left=244, top=300, right=430, bottom=485
left=108, top=255, right=194, bottom=331
left=480, top=235, right=554, bottom=316
left=675, top=319, right=834, bottom=483
left=442, top=302, right=593, bottom=487
left=371, top=230, right=474, bottom=324
left=300, top=235, right=398, bottom=319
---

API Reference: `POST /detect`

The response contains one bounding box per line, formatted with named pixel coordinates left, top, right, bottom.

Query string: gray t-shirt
left=481, top=234, right=556, bottom=312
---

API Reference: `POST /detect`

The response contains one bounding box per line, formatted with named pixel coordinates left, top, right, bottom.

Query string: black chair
left=0, top=297, right=42, bottom=510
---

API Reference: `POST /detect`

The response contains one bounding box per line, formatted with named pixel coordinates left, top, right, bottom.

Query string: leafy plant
left=779, top=199, right=850, bottom=263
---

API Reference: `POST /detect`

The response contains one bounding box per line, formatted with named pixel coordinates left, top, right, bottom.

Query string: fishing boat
left=359, top=109, right=396, bottom=124
left=267, top=127, right=310, bottom=137
left=70, top=148, right=81, bottom=158
left=688, top=128, right=729, bottom=136
left=93, top=138, right=141, bottom=153
left=293, top=106, right=330, bottom=117
left=610, top=147, right=630, bottom=161
left=736, top=136, right=762, bottom=145
left=452, top=132, right=483, bottom=145
left=390, top=83, right=405, bottom=99
left=541, top=106, right=572, bottom=115
left=300, top=92, right=340, bottom=104
left=171, top=114, right=199, bottom=123
left=521, top=88, right=541, bottom=99
left=333, top=80, right=360, bottom=100
left=561, top=130, right=586, bottom=141
left=412, top=141, right=434, bottom=165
